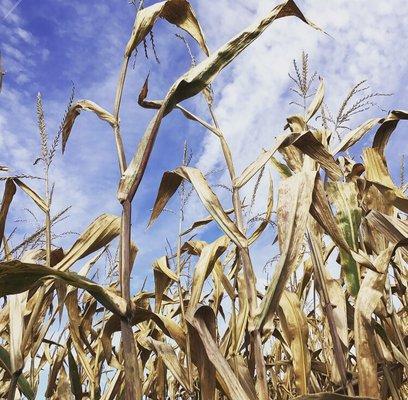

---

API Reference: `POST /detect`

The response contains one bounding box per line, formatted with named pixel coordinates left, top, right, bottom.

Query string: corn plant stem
left=112, top=56, right=130, bottom=175
left=207, top=103, right=269, bottom=400
left=113, top=29, right=144, bottom=397
left=7, top=373, right=19, bottom=400
left=230, top=273, right=239, bottom=373
left=176, top=189, right=194, bottom=392
left=306, top=228, right=352, bottom=395
left=119, top=199, right=142, bottom=400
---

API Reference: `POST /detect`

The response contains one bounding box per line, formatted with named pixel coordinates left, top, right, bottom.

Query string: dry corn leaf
left=188, top=308, right=216, bottom=400
left=181, top=207, right=235, bottom=236
left=228, top=355, right=258, bottom=400
left=125, top=0, right=209, bottom=57
left=148, top=337, right=192, bottom=392
left=372, top=110, right=408, bottom=157
left=332, top=110, right=408, bottom=157
left=149, top=166, right=247, bottom=247
left=0, top=260, right=126, bottom=316
left=305, top=78, right=325, bottom=122
left=363, top=147, right=408, bottom=213
left=355, top=244, right=396, bottom=398
left=278, top=290, right=311, bottom=395
left=365, top=210, right=408, bottom=243
left=270, top=156, right=292, bottom=178
left=55, top=214, right=121, bottom=272
left=0, top=179, right=16, bottom=244
left=292, top=131, right=342, bottom=179
left=332, top=118, right=379, bottom=155
left=65, top=292, right=94, bottom=383
left=309, top=176, right=350, bottom=253
left=8, top=292, right=27, bottom=374
left=187, top=235, right=229, bottom=315
left=187, top=305, right=254, bottom=400
left=153, top=256, right=177, bottom=312
left=62, top=100, right=117, bottom=153
left=68, top=346, right=83, bottom=400
left=44, top=343, right=66, bottom=397
left=14, top=178, right=48, bottom=213
left=256, top=170, right=316, bottom=330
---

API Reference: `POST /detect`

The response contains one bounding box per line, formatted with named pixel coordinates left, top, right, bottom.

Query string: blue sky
left=0, top=0, right=407, bottom=292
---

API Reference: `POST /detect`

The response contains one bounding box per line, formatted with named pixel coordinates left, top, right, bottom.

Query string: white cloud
left=195, top=0, right=408, bottom=177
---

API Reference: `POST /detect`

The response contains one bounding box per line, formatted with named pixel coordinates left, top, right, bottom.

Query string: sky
left=0, top=0, right=407, bottom=293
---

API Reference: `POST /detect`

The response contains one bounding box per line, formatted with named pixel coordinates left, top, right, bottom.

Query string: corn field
left=0, top=0, right=407, bottom=399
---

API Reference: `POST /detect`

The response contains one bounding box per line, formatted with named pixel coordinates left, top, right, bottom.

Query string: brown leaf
left=14, top=178, right=48, bottom=213
left=125, top=0, right=209, bottom=58
left=363, top=147, right=408, bottom=213
left=0, top=260, right=127, bottom=317
left=187, top=305, right=255, bottom=400
left=278, top=290, right=311, bottom=394
left=0, top=179, right=16, bottom=244
left=256, top=170, right=316, bottom=330
left=149, top=167, right=247, bottom=247
left=61, top=100, right=117, bottom=153
left=56, top=214, right=121, bottom=272
left=187, top=236, right=229, bottom=315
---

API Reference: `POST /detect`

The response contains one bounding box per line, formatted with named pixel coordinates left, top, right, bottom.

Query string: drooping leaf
left=181, top=207, right=235, bottom=236
left=149, top=167, right=247, bottom=247
left=61, top=100, right=117, bottom=153
left=355, top=245, right=397, bottom=398
left=68, top=346, right=83, bottom=400
left=372, top=110, right=408, bottom=157
left=363, top=147, right=408, bottom=213
left=0, top=179, right=16, bottom=244
left=0, top=260, right=126, bottom=317
left=14, top=178, right=48, bottom=212
left=153, top=256, right=177, bottom=312
left=125, top=0, right=209, bottom=58
left=187, top=236, right=229, bottom=315
left=292, top=131, right=342, bottom=179
left=187, top=305, right=255, bottom=400
left=55, top=214, right=121, bottom=272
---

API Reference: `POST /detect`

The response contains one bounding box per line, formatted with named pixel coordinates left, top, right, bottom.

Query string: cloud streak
left=2, top=0, right=24, bottom=20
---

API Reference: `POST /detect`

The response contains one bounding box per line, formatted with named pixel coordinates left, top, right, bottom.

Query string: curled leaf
left=125, top=0, right=209, bottom=57
left=62, top=100, right=117, bottom=153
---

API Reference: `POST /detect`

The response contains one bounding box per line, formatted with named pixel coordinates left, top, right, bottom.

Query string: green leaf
left=328, top=182, right=361, bottom=296
left=0, top=345, right=35, bottom=400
